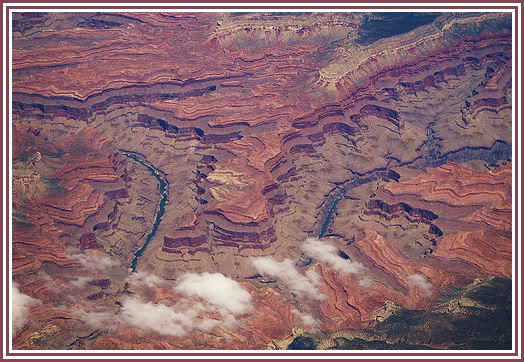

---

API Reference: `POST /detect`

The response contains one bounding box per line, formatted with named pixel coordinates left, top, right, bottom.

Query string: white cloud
left=120, top=297, right=201, bottom=337
left=305, top=268, right=321, bottom=286
left=250, top=238, right=372, bottom=305
left=72, top=306, right=119, bottom=330
left=291, top=308, right=320, bottom=330
left=72, top=295, right=212, bottom=337
left=12, top=283, right=41, bottom=334
left=196, top=315, right=221, bottom=331
left=359, top=277, right=373, bottom=288
left=407, top=274, right=432, bottom=297
left=302, top=237, right=367, bottom=275
left=37, top=272, right=65, bottom=293
left=67, top=248, right=118, bottom=273
left=40, top=249, right=117, bottom=292
left=125, top=271, right=165, bottom=288
left=251, top=256, right=326, bottom=300
left=68, top=276, right=92, bottom=289
left=175, top=272, right=252, bottom=315
left=73, top=272, right=253, bottom=337
left=120, top=272, right=253, bottom=336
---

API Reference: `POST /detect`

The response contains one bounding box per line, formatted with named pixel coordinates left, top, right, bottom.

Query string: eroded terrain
left=11, top=12, right=513, bottom=350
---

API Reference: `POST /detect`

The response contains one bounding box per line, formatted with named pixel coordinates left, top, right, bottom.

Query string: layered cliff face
left=11, top=11, right=513, bottom=350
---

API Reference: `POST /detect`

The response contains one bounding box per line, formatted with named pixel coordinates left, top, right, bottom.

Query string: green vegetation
left=42, top=176, right=69, bottom=198
left=305, top=277, right=512, bottom=350
left=330, top=337, right=433, bottom=350
left=355, top=13, right=440, bottom=46
left=287, top=336, right=316, bottom=350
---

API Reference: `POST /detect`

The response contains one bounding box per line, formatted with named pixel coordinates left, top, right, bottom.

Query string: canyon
left=10, top=11, right=513, bottom=350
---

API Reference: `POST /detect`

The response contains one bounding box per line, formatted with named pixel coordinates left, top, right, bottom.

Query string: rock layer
left=11, top=11, right=513, bottom=350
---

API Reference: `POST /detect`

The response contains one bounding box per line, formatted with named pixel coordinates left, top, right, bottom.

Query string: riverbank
left=120, top=150, right=169, bottom=272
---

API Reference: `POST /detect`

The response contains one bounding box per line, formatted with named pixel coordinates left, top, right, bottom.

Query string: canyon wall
left=11, top=11, right=513, bottom=350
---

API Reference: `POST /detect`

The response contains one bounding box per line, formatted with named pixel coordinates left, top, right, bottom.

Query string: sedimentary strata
left=11, top=11, right=513, bottom=350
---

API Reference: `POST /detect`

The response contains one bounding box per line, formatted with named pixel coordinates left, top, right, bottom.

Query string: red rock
left=11, top=11, right=513, bottom=350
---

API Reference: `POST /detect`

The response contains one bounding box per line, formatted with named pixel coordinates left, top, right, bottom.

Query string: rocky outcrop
left=314, top=277, right=511, bottom=350
left=11, top=11, right=513, bottom=350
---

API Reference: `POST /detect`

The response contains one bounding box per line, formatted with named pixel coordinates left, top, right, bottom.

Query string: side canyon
left=11, top=11, right=513, bottom=350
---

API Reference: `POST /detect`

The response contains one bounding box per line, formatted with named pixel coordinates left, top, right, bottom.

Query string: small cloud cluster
left=303, top=238, right=372, bottom=287
left=407, top=273, right=432, bottom=297
left=68, top=276, right=92, bottom=289
left=72, top=306, right=119, bottom=330
left=358, top=277, right=373, bottom=288
left=175, top=272, right=252, bottom=315
left=120, top=297, right=204, bottom=337
left=38, top=271, right=91, bottom=295
left=302, top=238, right=367, bottom=276
left=12, top=283, right=41, bottom=334
left=251, top=257, right=325, bottom=300
left=125, top=270, right=165, bottom=288
left=291, top=308, right=320, bottom=330
left=251, top=237, right=372, bottom=301
left=75, top=272, right=253, bottom=337
left=37, top=271, right=65, bottom=293
left=42, top=248, right=120, bottom=291
left=68, top=248, right=118, bottom=273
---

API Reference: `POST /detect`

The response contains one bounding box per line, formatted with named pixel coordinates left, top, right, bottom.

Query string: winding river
left=316, top=140, right=511, bottom=239
left=119, top=138, right=511, bottom=271
left=120, top=151, right=168, bottom=272
left=318, top=197, right=342, bottom=238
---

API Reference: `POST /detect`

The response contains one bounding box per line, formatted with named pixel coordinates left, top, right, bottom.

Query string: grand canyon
left=10, top=11, right=513, bottom=350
